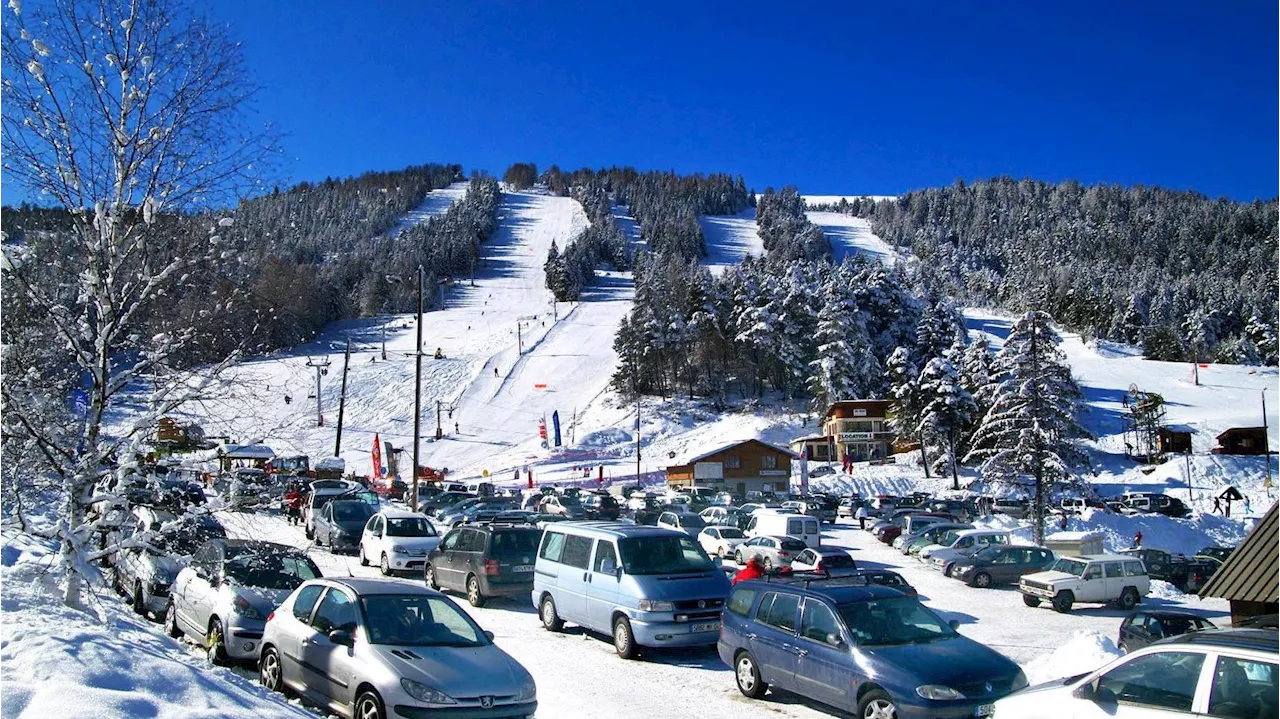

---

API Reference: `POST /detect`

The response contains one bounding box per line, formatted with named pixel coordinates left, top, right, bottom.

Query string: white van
left=744, top=512, right=821, bottom=548
left=924, top=529, right=1012, bottom=572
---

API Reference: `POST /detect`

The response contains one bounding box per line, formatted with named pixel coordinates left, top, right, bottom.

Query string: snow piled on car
left=1023, top=630, right=1123, bottom=685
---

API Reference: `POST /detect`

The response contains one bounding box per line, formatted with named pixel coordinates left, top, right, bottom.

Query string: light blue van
left=532, top=521, right=732, bottom=659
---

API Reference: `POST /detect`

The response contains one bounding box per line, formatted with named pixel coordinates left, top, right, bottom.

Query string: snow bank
left=0, top=533, right=311, bottom=719
left=1023, top=630, right=1123, bottom=685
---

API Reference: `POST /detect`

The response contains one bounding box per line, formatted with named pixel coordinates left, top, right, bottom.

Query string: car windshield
left=719, top=528, right=745, bottom=539
left=224, top=550, right=320, bottom=590
left=937, top=529, right=962, bottom=545
left=822, top=553, right=856, bottom=567
left=332, top=502, right=374, bottom=522
left=618, top=535, right=715, bottom=575
left=361, top=594, right=488, bottom=647
left=386, top=518, right=436, bottom=537
left=489, top=530, right=541, bottom=559
left=837, top=595, right=956, bottom=646
left=1051, top=558, right=1087, bottom=576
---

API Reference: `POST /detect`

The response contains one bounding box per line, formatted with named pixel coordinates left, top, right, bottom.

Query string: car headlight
left=637, top=599, right=674, bottom=612
left=390, top=544, right=408, bottom=554
left=400, top=678, right=456, bottom=706
left=917, top=684, right=964, bottom=700
left=514, top=676, right=537, bottom=702
left=1010, top=670, right=1028, bottom=691
left=232, top=595, right=266, bottom=620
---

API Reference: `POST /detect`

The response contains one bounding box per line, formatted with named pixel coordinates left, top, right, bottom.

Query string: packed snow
left=806, top=211, right=899, bottom=265
left=383, top=181, right=470, bottom=239
left=698, top=208, right=764, bottom=274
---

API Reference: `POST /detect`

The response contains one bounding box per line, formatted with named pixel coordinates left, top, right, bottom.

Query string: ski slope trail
left=384, top=181, right=470, bottom=238
left=807, top=210, right=898, bottom=265
left=698, top=208, right=764, bottom=274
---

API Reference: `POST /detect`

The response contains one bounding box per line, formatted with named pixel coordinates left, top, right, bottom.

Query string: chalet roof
left=219, top=444, right=275, bottom=460
left=790, top=435, right=829, bottom=444
left=1216, top=427, right=1267, bottom=441
left=676, top=439, right=799, bottom=466
left=314, top=457, right=346, bottom=472
left=1198, top=502, right=1278, bottom=604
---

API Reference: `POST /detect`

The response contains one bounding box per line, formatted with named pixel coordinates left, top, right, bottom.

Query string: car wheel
left=1119, top=639, right=1130, bottom=654
left=613, top=616, right=638, bottom=659
left=942, top=563, right=954, bottom=578
left=717, top=546, right=726, bottom=558
left=259, top=646, right=284, bottom=692
left=466, top=575, right=487, bottom=608
left=734, top=651, right=768, bottom=699
left=132, top=581, right=147, bottom=616
left=304, top=527, right=313, bottom=540
left=540, top=595, right=564, bottom=632
left=1118, top=587, right=1140, bottom=610
left=424, top=564, right=438, bottom=590
left=207, top=618, right=229, bottom=666
left=972, top=572, right=992, bottom=588
left=1022, top=594, right=1041, bottom=608
left=354, top=689, right=386, bottom=719
left=734, top=550, right=744, bottom=565
left=165, top=602, right=183, bottom=638
left=359, top=545, right=369, bottom=567
left=380, top=553, right=392, bottom=576
left=859, top=688, right=897, bottom=719
left=1052, top=591, right=1074, bottom=613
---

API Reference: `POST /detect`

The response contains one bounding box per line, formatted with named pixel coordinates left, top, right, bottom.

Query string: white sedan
left=358, top=508, right=442, bottom=575
left=698, top=526, right=748, bottom=558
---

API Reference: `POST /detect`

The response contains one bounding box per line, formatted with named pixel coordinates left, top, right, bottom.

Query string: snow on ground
left=0, top=533, right=312, bottom=719
left=806, top=211, right=899, bottom=265
left=383, top=181, right=470, bottom=239
left=1022, top=631, right=1122, bottom=685
left=698, top=208, right=764, bottom=274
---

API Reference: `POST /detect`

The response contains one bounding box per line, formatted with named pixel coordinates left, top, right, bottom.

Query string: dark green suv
left=425, top=524, right=542, bottom=607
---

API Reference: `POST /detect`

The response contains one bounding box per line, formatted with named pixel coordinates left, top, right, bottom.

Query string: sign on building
left=694, top=462, right=724, bottom=480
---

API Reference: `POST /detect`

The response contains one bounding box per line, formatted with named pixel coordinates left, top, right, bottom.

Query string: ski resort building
left=1213, top=427, right=1269, bottom=455
left=820, top=399, right=897, bottom=462
left=665, top=439, right=798, bottom=495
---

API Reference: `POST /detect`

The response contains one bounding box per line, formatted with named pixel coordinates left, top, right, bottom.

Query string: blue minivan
left=532, top=521, right=732, bottom=659
left=719, top=576, right=1026, bottom=718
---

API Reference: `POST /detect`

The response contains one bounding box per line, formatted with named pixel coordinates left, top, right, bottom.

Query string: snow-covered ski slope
left=698, top=209, right=764, bottom=274
left=383, top=181, right=469, bottom=238
left=807, top=210, right=898, bottom=264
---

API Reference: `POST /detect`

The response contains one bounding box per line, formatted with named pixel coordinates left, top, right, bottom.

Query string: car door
left=794, top=597, right=852, bottom=709
left=360, top=515, right=381, bottom=559
left=435, top=530, right=464, bottom=589
left=1074, top=650, right=1207, bottom=719
left=750, top=591, right=801, bottom=692
left=554, top=534, right=594, bottom=627
left=184, top=545, right=222, bottom=636
left=300, top=586, right=361, bottom=707
left=1104, top=561, right=1126, bottom=599
left=586, top=540, right=620, bottom=628
left=1078, top=563, right=1105, bottom=602
left=454, top=528, right=484, bottom=588
left=278, top=584, right=325, bottom=688
left=998, top=547, right=1030, bottom=584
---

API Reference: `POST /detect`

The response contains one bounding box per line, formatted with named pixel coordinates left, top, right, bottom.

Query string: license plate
left=514, top=565, right=534, bottom=572
left=975, top=703, right=994, bottom=717
left=692, top=622, right=719, bottom=632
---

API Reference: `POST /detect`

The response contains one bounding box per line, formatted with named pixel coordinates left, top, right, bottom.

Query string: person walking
left=1134, top=530, right=1143, bottom=547
left=732, top=556, right=765, bottom=585
left=854, top=503, right=869, bottom=530
left=285, top=485, right=303, bottom=526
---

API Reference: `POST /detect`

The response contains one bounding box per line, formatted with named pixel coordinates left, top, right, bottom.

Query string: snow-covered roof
left=676, top=439, right=800, bottom=466
left=1045, top=531, right=1105, bottom=542
left=219, top=444, right=275, bottom=460
left=314, top=457, right=346, bottom=472
left=790, top=435, right=829, bottom=444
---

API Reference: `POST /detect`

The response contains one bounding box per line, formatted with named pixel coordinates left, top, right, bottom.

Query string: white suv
left=358, top=509, right=442, bottom=575
left=1019, top=554, right=1149, bottom=613
left=995, top=629, right=1277, bottom=718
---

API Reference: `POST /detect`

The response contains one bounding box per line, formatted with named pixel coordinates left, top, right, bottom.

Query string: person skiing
left=732, top=556, right=765, bottom=585
left=854, top=502, right=869, bottom=530
left=494, top=367, right=499, bottom=377
left=285, top=485, right=304, bottom=526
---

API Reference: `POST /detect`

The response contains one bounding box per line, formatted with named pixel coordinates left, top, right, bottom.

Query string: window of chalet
left=761, top=455, right=778, bottom=470
left=723, top=455, right=742, bottom=469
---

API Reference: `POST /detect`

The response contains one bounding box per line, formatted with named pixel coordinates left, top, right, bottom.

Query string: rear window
left=490, top=530, right=540, bottom=559
left=823, top=553, right=856, bottom=568
left=780, top=538, right=808, bottom=551
left=1124, top=561, right=1146, bottom=577
left=727, top=587, right=758, bottom=617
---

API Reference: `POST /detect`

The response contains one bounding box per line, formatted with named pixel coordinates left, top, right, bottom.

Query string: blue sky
left=10, top=2, right=1279, bottom=203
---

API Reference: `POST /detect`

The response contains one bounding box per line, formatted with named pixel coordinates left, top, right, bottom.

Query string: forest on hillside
left=813, top=178, right=1279, bottom=365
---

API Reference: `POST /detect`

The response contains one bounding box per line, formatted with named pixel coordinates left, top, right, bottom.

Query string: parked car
left=1118, top=548, right=1218, bottom=593
left=656, top=510, right=708, bottom=537
left=419, top=490, right=472, bottom=515
left=303, top=480, right=363, bottom=538
left=533, top=522, right=731, bottom=658
left=925, top=529, right=1012, bottom=574
left=789, top=547, right=857, bottom=574
left=951, top=545, right=1056, bottom=588
left=400, top=481, right=441, bottom=507
left=538, top=493, right=586, bottom=519
left=426, top=523, right=542, bottom=607
left=1195, top=545, right=1235, bottom=564
left=1019, top=554, right=1150, bottom=613
left=1118, top=610, right=1216, bottom=653
left=258, top=577, right=537, bottom=718
left=580, top=492, right=621, bottom=520
left=113, top=510, right=226, bottom=617
left=438, top=499, right=517, bottom=528
left=720, top=577, right=1026, bottom=717
left=991, top=498, right=1029, bottom=518
left=735, top=535, right=807, bottom=571
left=312, top=499, right=375, bottom=553
left=744, top=512, right=821, bottom=548
left=840, top=568, right=918, bottom=597
left=875, top=512, right=950, bottom=545
left=359, top=509, right=441, bottom=575
left=698, top=526, right=748, bottom=558
left=994, top=628, right=1277, bottom=719
left=167, top=539, right=322, bottom=664
left=902, top=522, right=973, bottom=557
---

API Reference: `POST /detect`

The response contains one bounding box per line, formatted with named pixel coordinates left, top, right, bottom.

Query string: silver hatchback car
left=259, top=577, right=536, bottom=719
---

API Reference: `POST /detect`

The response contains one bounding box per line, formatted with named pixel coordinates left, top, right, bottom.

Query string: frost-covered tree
left=1, top=0, right=276, bottom=608
left=917, top=357, right=977, bottom=490
left=964, top=311, right=1089, bottom=543
left=885, top=347, right=930, bottom=478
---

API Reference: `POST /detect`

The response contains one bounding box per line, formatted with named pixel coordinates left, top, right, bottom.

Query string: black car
left=313, top=500, right=376, bottom=552
left=1196, top=545, right=1235, bottom=564
left=1118, top=548, right=1216, bottom=592
left=421, top=491, right=474, bottom=515
left=426, top=524, right=543, bottom=607
left=951, top=545, right=1056, bottom=588
left=1118, top=609, right=1215, bottom=652
left=580, top=492, right=621, bottom=520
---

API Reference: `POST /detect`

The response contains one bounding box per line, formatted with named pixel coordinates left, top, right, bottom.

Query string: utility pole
left=1263, top=390, right=1273, bottom=494
left=517, top=321, right=523, bottom=354
left=380, top=321, right=388, bottom=361
left=570, top=406, right=577, bottom=445
left=1185, top=450, right=1194, bottom=505
left=635, top=395, right=641, bottom=485
left=435, top=400, right=443, bottom=440
left=306, top=356, right=331, bottom=426
left=333, top=340, right=351, bottom=457
left=411, top=265, right=425, bottom=512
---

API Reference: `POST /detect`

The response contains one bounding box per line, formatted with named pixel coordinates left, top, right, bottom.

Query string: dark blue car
left=718, top=577, right=1026, bottom=718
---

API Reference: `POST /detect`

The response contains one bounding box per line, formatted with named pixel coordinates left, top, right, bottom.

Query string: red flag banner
left=372, top=434, right=383, bottom=478
left=538, top=418, right=548, bottom=441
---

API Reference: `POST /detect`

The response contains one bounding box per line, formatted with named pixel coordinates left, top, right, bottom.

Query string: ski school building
left=665, top=440, right=798, bottom=495
left=791, top=399, right=900, bottom=464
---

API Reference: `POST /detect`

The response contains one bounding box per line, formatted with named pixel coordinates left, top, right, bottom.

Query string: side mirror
left=600, top=558, right=617, bottom=575
left=483, top=630, right=495, bottom=642
left=825, top=633, right=844, bottom=648
left=948, top=619, right=960, bottom=630
left=328, top=629, right=354, bottom=647
left=193, top=566, right=210, bottom=581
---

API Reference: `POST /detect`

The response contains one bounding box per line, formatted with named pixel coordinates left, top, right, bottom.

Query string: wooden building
left=790, top=435, right=835, bottom=462
left=666, top=439, right=797, bottom=496
left=1198, top=502, right=1278, bottom=624
left=1157, top=426, right=1193, bottom=455
left=1214, top=427, right=1269, bottom=456
left=821, top=399, right=896, bottom=462
left=217, top=443, right=276, bottom=472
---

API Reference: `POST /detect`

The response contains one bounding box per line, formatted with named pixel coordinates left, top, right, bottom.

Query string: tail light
left=814, top=561, right=822, bottom=572
left=267, top=611, right=275, bottom=622
left=484, top=559, right=500, bottom=575
left=778, top=552, right=790, bottom=558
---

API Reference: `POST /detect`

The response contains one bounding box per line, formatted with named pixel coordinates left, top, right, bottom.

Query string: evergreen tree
left=808, top=282, right=860, bottom=411
left=886, top=347, right=930, bottom=478
left=917, top=357, right=977, bottom=490
left=964, top=311, right=1089, bottom=544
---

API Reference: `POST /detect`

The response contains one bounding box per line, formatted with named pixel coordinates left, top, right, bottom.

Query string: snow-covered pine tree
left=917, top=357, right=977, bottom=490
left=808, top=281, right=860, bottom=411
left=964, top=311, right=1089, bottom=544
left=885, top=347, right=930, bottom=478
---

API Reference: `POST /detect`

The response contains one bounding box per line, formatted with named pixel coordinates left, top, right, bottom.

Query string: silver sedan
left=259, top=576, right=536, bottom=719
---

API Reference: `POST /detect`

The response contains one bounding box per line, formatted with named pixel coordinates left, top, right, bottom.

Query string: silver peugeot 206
left=258, top=577, right=536, bottom=719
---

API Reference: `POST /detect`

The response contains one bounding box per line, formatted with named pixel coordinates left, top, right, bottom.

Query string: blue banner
left=552, top=410, right=562, bottom=447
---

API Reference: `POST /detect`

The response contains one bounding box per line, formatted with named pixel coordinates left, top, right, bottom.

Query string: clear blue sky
left=12, top=1, right=1280, bottom=203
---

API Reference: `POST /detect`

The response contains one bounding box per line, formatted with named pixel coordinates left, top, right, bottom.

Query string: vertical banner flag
left=552, top=411, right=562, bottom=447
left=371, top=434, right=384, bottom=479
left=385, top=441, right=399, bottom=479
left=538, top=417, right=548, bottom=445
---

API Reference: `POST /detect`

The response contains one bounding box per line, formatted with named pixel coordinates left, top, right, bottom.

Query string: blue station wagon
left=718, top=576, right=1026, bottom=718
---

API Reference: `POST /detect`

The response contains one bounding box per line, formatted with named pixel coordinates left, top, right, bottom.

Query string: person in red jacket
left=732, top=556, right=765, bottom=585
left=285, top=485, right=304, bottom=526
